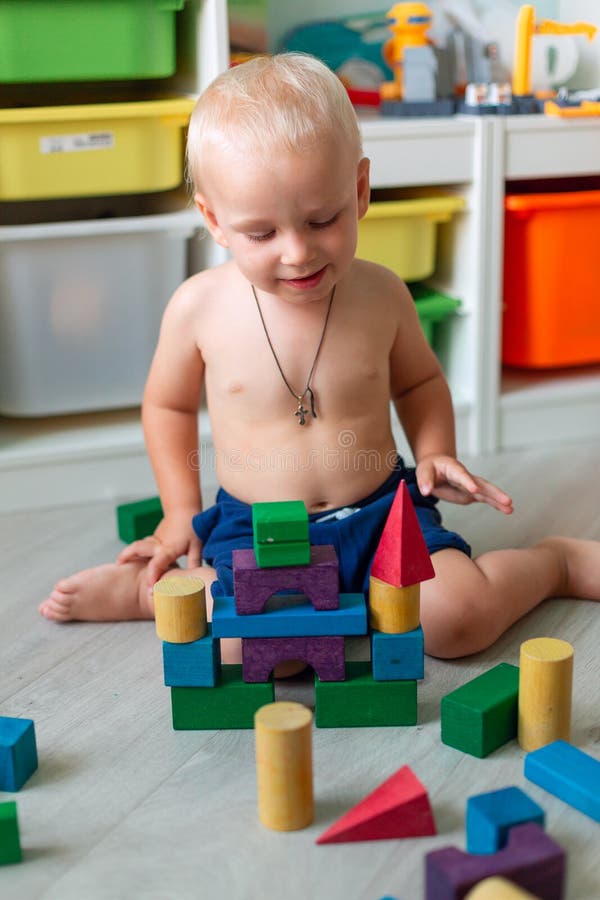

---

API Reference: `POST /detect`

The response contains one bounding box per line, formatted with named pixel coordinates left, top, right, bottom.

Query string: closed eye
left=311, top=213, right=339, bottom=229
left=246, top=231, right=275, bottom=243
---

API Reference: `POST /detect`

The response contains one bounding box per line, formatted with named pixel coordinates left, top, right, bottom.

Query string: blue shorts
left=192, top=457, right=471, bottom=598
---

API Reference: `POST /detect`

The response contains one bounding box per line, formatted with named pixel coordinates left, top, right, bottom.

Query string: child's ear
left=356, top=157, right=371, bottom=220
left=194, top=193, right=229, bottom=248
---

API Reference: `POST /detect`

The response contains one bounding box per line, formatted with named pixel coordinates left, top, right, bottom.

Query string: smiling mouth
left=284, top=266, right=327, bottom=288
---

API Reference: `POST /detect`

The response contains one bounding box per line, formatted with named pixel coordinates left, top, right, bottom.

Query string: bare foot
left=538, top=537, right=600, bottom=600
left=39, top=561, right=153, bottom=623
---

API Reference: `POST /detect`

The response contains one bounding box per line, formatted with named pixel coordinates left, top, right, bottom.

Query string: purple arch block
left=241, top=635, right=345, bottom=683
left=425, top=822, right=565, bottom=900
left=233, top=545, right=339, bottom=614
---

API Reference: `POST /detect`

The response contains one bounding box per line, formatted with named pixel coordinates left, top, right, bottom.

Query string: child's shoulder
left=163, top=260, right=237, bottom=319
left=349, top=257, right=414, bottom=308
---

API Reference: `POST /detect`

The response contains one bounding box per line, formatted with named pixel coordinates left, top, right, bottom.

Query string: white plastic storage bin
left=0, top=210, right=199, bottom=416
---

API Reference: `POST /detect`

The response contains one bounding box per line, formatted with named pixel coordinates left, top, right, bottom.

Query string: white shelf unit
left=487, top=115, right=600, bottom=451
left=361, top=115, right=494, bottom=459
left=0, top=0, right=228, bottom=514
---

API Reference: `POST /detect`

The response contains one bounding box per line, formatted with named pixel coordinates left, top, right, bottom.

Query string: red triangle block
left=371, top=479, right=435, bottom=587
left=316, top=765, right=436, bottom=844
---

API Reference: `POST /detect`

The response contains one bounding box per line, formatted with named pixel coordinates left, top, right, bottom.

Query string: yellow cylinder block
left=255, top=701, right=313, bottom=832
left=368, top=576, right=420, bottom=633
left=518, top=637, right=573, bottom=752
left=465, top=875, right=538, bottom=899
left=153, top=575, right=206, bottom=643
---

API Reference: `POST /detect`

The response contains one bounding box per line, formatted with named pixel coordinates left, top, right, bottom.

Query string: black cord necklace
left=252, top=283, right=335, bottom=425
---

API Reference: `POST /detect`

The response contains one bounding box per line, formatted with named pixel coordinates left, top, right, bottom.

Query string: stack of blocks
left=158, top=481, right=435, bottom=729
left=0, top=715, right=38, bottom=866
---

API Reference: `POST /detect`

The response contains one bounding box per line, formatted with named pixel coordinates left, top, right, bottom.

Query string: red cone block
left=371, top=480, right=435, bottom=587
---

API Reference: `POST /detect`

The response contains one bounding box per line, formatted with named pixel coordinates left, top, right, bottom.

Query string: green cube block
left=253, top=540, right=311, bottom=568
left=116, top=496, right=163, bottom=543
left=252, top=501, right=309, bottom=544
left=315, top=661, right=417, bottom=727
left=0, top=802, right=21, bottom=865
left=441, top=663, right=519, bottom=758
left=171, top=665, right=274, bottom=730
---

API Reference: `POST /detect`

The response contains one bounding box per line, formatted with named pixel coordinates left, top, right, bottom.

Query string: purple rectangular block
left=425, top=822, right=565, bottom=900
left=233, top=544, right=339, bottom=614
left=242, top=635, right=345, bottom=683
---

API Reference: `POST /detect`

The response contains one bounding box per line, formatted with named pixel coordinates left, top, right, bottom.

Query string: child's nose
left=280, top=231, right=315, bottom=267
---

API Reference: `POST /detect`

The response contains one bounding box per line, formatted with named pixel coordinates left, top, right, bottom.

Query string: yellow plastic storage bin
left=357, top=196, right=466, bottom=281
left=0, top=96, right=196, bottom=200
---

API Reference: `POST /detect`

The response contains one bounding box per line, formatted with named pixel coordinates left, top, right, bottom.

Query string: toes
left=39, top=597, right=72, bottom=622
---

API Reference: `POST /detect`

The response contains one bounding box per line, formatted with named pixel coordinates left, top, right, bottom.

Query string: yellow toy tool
left=512, top=4, right=597, bottom=98
left=380, top=2, right=433, bottom=101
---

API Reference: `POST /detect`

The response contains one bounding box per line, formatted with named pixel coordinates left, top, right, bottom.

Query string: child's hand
left=116, top=511, right=203, bottom=591
left=416, top=455, right=513, bottom=515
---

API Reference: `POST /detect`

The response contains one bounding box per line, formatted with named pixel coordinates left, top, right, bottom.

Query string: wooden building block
left=368, top=576, right=420, bottom=634
left=465, top=877, right=540, bottom=899
left=315, top=661, right=417, bottom=727
left=524, top=739, right=600, bottom=823
left=232, top=545, right=339, bottom=614
left=116, top=495, right=163, bottom=543
left=153, top=575, right=206, bottom=644
left=0, top=801, right=21, bottom=865
left=0, top=717, right=38, bottom=792
left=252, top=500, right=309, bottom=545
left=255, top=702, right=313, bottom=831
left=371, top=626, right=424, bottom=681
left=162, top=625, right=221, bottom=687
left=370, top=479, right=435, bottom=588
left=171, top=665, right=274, bottom=730
left=316, top=765, right=436, bottom=844
left=466, top=786, right=545, bottom=854
left=212, top=592, right=366, bottom=639
left=242, top=635, right=345, bottom=683
left=254, top=541, right=311, bottom=568
left=518, top=638, right=573, bottom=752
left=441, top=664, right=519, bottom=758
left=425, top=822, right=565, bottom=900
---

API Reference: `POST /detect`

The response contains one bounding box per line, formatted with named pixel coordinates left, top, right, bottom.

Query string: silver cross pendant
left=295, top=403, right=308, bottom=425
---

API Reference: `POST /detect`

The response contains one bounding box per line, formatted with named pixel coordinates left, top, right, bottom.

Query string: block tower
left=157, top=481, right=434, bottom=730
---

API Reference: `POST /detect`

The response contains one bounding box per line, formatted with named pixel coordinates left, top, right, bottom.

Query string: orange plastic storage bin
left=503, top=190, right=600, bottom=368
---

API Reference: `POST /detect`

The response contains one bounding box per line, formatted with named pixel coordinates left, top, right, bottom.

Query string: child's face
left=195, top=137, right=370, bottom=304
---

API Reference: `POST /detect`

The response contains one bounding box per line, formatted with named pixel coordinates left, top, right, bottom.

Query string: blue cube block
left=162, top=625, right=221, bottom=687
left=466, top=785, right=545, bottom=853
left=371, top=626, right=424, bottom=681
left=0, top=717, right=38, bottom=792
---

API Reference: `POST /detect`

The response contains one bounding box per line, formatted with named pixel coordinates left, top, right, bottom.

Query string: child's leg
left=39, top=560, right=217, bottom=627
left=421, top=537, right=600, bottom=659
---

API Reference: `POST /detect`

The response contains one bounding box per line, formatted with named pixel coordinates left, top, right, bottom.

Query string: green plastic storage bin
left=0, top=0, right=185, bottom=83
left=411, top=284, right=460, bottom=348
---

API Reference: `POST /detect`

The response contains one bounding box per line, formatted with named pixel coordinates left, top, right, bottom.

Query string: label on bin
left=40, top=132, right=115, bottom=154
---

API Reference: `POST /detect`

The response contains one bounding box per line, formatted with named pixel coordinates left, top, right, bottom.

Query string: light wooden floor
left=1, top=440, right=599, bottom=900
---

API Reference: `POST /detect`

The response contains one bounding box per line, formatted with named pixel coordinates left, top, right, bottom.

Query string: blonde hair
left=186, top=53, right=363, bottom=192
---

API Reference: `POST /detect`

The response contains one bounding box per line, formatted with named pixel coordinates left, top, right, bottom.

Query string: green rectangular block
left=0, top=801, right=21, bottom=865
left=441, top=663, right=519, bottom=758
left=252, top=501, right=309, bottom=544
left=171, top=665, right=274, bottom=730
left=116, top=496, right=163, bottom=543
left=253, top=540, right=311, bottom=568
left=315, top=661, right=417, bottom=727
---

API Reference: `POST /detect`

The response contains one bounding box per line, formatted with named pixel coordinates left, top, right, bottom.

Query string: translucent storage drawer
left=357, top=196, right=466, bottom=282
left=0, top=97, right=195, bottom=201
left=0, top=0, right=186, bottom=83
left=0, top=211, right=199, bottom=417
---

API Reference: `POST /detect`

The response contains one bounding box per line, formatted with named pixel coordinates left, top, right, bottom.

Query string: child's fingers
left=146, top=548, right=180, bottom=592
left=116, top=537, right=159, bottom=564
left=186, top=536, right=203, bottom=570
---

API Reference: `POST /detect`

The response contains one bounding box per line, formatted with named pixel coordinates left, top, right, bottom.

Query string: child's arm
left=117, top=281, right=206, bottom=585
left=390, top=279, right=512, bottom=515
